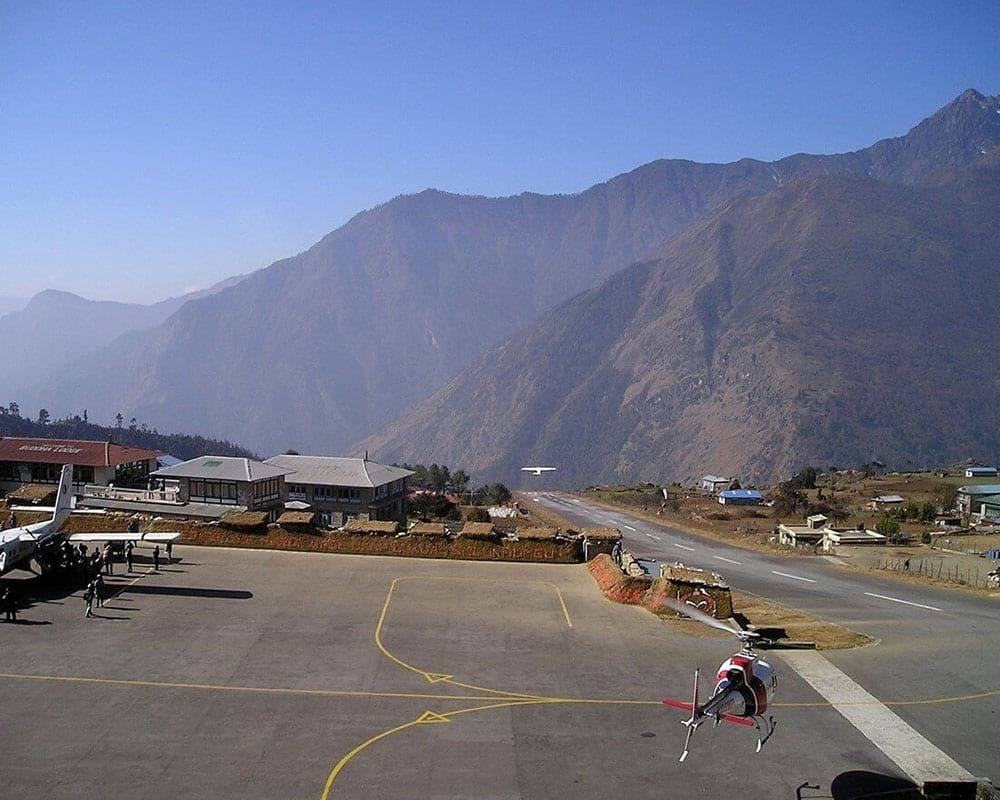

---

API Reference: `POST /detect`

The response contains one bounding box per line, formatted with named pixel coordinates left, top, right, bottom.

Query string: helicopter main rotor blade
left=663, top=597, right=746, bottom=637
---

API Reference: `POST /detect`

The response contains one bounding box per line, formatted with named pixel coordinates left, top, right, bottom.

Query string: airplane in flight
left=0, top=464, right=179, bottom=576
left=521, top=466, right=557, bottom=476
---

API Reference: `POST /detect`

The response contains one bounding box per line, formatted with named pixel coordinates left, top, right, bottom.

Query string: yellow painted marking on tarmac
left=319, top=717, right=426, bottom=800
left=373, top=575, right=572, bottom=700
left=0, top=672, right=508, bottom=703
left=554, top=585, right=572, bottom=628
left=415, top=710, right=450, bottom=724
left=107, top=566, right=154, bottom=599
left=320, top=698, right=555, bottom=798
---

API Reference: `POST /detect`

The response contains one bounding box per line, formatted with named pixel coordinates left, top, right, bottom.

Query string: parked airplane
left=0, top=465, right=179, bottom=576
left=521, top=466, right=557, bottom=476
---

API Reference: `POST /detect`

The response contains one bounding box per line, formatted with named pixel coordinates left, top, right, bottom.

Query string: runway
left=531, top=491, right=1000, bottom=782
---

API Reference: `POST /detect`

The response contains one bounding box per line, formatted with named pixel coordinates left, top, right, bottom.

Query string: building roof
left=264, top=455, right=413, bottom=489
left=0, top=437, right=159, bottom=468
left=719, top=489, right=763, bottom=500
left=959, top=484, right=1000, bottom=496
left=873, top=494, right=905, bottom=503
left=409, top=522, right=448, bottom=536
left=151, top=456, right=289, bottom=482
left=341, top=519, right=399, bottom=534
left=277, top=511, right=315, bottom=525
left=701, top=474, right=731, bottom=483
left=966, top=466, right=998, bottom=474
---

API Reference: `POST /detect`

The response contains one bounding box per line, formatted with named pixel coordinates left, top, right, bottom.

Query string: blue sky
left=2, top=1, right=998, bottom=303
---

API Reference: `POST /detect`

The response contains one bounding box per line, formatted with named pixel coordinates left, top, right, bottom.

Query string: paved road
left=532, top=491, right=1000, bottom=782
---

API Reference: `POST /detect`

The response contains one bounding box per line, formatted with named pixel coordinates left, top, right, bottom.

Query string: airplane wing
left=66, top=532, right=181, bottom=543
left=9, top=505, right=106, bottom=515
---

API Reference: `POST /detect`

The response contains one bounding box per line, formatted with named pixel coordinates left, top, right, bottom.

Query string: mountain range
left=366, top=155, right=1000, bottom=485
left=13, top=89, right=1000, bottom=482
left=2, top=275, right=248, bottom=398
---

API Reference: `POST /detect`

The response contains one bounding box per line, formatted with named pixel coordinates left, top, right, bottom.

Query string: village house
left=964, top=466, right=998, bottom=478
left=718, top=489, right=763, bottom=506
left=869, top=494, right=905, bottom=511
left=700, top=474, right=733, bottom=493
left=777, top=514, right=885, bottom=551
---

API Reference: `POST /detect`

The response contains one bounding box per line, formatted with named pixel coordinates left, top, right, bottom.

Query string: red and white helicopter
left=662, top=598, right=778, bottom=762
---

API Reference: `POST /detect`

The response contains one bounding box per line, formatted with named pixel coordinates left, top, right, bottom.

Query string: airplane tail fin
left=53, top=464, right=75, bottom=529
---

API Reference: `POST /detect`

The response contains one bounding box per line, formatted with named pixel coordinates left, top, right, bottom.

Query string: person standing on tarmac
left=103, top=543, right=114, bottom=576
left=2, top=586, right=16, bottom=622
left=152, top=545, right=160, bottom=572
left=125, top=541, right=134, bottom=573
left=95, top=574, right=105, bottom=608
left=84, top=583, right=94, bottom=618
left=165, top=539, right=173, bottom=565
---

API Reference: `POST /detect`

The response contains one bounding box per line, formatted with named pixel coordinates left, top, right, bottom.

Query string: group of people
left=1, top=510, right=19, bottom=531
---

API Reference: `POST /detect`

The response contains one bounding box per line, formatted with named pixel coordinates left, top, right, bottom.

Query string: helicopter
left=662, top=598, right=778, bottom=762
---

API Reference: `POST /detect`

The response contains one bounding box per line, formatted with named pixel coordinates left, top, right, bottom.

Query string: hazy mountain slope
left=2, top=274, right=251, bottom=396
left=0, top=296, right=27, bottom=318
left=22, top=90, right=1000, bottom=455
left=364, top=160, right=1000, bottom=486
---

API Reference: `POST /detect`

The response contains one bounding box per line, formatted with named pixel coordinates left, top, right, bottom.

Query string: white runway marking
left=622, top=524, right=637, bottom=531
left=713, top=555, right=742, bottom=565
left=780, top=651, right=974, bottom=785
left=644, top=533, right=662, bottom=542
left=770, top=570, right=816, bottom=583
left=673, top=543, right=695, bottom=552
left=864, top=592, right=942, bottom=612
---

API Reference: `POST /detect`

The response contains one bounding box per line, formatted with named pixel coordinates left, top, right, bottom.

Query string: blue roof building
left=718, top=489, right=764, bottom=506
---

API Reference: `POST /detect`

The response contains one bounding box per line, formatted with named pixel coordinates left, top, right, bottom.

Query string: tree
left=772, top=481, right=807, bottom=516
left=934, top=483, right=958, bottom=513
left=875, top=514, right=901, bottom=544
left=128, top=417, right=138, bottom=431
left=8, top=402, right=20, bottom=418
left=920, top=501, right=937, bottom=523
left=83, top=408, right=88, bottom=423
left=407, top=493, right=459, bottom=521
left=482, top=483, right=512, bottom=506
left=284, top=449, right=300, bottom=455
left=729, top=478, right=742, bottom=490
left=788, top=466, right=818, bottom=490
left=904, top=502, right=920, bottom=521
left=115, top=413, right=124, bottom=428
left=37, top=408, right=50, bottom=425
left=463, top=506, right=491, bottom=523
left=452, top=469, right=471, bottom=494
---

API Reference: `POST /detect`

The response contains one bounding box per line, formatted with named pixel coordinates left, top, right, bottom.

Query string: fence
left=874, top=557, right=1000, bottom=589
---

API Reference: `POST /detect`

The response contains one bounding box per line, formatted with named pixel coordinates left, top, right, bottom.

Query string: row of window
left=0, top=463, right=98, bottom=483
left=189, top=479, right=239, bottom=504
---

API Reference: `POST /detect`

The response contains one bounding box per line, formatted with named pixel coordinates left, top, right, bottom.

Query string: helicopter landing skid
left=755, top=715, right=777, bottom=753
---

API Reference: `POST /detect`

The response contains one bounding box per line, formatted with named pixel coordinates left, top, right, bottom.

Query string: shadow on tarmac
left=796, top=771, right=922, bottom=800
left=121, top=585, right=252, bottom=600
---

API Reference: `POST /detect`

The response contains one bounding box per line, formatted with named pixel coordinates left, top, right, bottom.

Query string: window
left=30, top=463, right=61, bottom=483
left=73, top=465, right=95, bottom=483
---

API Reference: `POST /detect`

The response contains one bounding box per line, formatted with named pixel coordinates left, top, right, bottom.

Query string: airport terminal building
left=264, top=454, right=412, bottom=527
left=150, top=456, right=291, bottom=517
left=0, top=436, right=160, bottom=493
